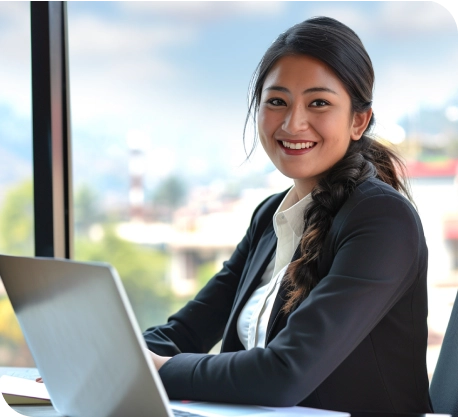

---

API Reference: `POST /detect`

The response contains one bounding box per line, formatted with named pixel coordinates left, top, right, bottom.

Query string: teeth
left=281, top=141, right=314, bottom=149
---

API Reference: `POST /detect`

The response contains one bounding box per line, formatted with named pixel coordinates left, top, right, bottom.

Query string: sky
left=1, top=1, right=458, bottom=195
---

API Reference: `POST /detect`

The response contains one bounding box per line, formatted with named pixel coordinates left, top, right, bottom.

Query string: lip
left=277, top=139, right=317, bottom=155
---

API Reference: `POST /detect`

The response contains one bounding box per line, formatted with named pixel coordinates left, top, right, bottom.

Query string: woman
left=143, top=16, right=432, bottom=414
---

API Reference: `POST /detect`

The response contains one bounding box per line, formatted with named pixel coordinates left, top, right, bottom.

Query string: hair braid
left=282, top=137, right=382, bottom=313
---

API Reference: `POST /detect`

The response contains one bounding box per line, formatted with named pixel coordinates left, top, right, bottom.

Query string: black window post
left=31, top=1, right=73, bottom=258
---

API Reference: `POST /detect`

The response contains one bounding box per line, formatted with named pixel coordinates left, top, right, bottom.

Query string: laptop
left=0, top=254, right=348, bottom=417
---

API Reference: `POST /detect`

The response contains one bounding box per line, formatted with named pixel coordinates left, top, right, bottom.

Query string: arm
left=157, top=192, right=426, bottom=406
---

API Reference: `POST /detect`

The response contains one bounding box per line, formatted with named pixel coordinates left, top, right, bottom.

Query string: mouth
left=279, top=140, right=316, bottom=150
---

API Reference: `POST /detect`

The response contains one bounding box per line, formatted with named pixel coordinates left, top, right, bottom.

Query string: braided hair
left=244, top=17, right=412, bottom=313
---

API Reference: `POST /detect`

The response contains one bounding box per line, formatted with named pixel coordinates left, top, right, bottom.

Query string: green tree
left=0, top=179, right=34, bottom=256
left=153, top=176, right=187, bottom=209
left=74, top=184, right=104, bottom=234
left=196, top=261, right=218, bottom=291
left=0, top=179, right=35, bottom=365
left=75, top=227, right=175, bottom=330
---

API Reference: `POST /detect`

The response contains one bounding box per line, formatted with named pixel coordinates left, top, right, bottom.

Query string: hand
left=36, top=377, right=43, bottom=383
left=146, top=349, right=171, bottom=371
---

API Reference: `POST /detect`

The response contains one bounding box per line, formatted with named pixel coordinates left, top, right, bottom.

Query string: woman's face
left=258, top=54, right=371, bottom=199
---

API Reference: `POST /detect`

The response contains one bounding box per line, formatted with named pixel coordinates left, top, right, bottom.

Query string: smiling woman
left=143, top=17, right=432, bottom=414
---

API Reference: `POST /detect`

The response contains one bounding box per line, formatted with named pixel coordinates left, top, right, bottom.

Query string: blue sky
left=1, top=1, right=458, bottom=194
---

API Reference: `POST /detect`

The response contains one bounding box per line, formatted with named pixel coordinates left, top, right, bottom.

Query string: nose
left=283, top=103, right=309, bottom=135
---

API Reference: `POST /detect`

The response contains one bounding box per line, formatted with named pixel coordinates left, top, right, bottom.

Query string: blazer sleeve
left=157, top=191, right=427, bottom=406
left=143, top=192, right=281, bottom=356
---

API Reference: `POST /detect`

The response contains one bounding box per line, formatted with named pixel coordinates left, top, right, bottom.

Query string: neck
left=293, top=179, right=316, bottom=200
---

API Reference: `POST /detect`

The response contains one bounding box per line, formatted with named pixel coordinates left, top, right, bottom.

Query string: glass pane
left=0, top=1, right=34, bottom=366
left=67, top=1, right=458, bottom=373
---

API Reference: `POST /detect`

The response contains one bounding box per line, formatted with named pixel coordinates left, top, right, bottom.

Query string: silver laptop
left=0, top=254, right=348, bottom=417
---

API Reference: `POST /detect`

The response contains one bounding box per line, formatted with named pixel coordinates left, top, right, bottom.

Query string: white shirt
left=237, top=187, right=312, bottom=350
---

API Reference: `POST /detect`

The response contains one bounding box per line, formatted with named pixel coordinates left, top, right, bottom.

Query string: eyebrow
left=264, top=86, right=338, bottom=95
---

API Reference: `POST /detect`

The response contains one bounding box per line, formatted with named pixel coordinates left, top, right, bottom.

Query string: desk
left=0, top=367, right=451, bottom=417
left=3, top=405, right=450, bottom=417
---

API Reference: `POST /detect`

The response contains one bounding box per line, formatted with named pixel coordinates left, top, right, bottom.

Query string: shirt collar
left=273, top=186, right=313, bottom=238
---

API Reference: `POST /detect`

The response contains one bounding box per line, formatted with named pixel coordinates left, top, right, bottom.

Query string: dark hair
left=244, top=16, right=412, bottom=313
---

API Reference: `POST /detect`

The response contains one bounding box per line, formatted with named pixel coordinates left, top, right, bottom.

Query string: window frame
left=31, top=1, right=73, bottom=258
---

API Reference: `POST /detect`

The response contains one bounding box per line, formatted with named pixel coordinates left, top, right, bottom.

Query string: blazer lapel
left=221, top=226, right=277, bottom=351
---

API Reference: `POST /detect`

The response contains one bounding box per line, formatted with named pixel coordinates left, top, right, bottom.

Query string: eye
left=310, top=99, right=329, bottom=107
left=266, top=98, right=286, bottom=106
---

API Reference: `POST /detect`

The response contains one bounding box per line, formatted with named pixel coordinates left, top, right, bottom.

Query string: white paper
left=0, top=375, right=50, bottom=400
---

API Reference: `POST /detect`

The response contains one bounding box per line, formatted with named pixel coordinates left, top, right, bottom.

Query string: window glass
left=67, top=1, right=458, bottom=374
left=0, top=1, right=34, bottom=366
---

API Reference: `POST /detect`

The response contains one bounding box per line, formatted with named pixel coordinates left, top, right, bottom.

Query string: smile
left=281, top=140, right=316, bottom=149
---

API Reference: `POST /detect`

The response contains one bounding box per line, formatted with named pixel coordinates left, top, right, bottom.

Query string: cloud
left=68, top=14, right=197, bottom=60
left=118, top=1, right=286, bottom=22
left=305, top=1, right=457, bottom=38
left=61, top=6, right=202, bottom=127
left=377, top=1, right=457, bottom=35
left=373, top=47, right=458, bottom=123
left=0, top=2, right=31, bottom=117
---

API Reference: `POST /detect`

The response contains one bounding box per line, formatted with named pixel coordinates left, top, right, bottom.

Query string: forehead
left=263, top=55, right=346, bottom=93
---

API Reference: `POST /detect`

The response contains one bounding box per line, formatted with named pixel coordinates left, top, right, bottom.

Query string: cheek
left=258, top=110, right=278, bottom=142
left=257, top=110, right=267, bottom=132
left=316, top=113, right=344, bottom=133
left=318, top=116, right=352, bottom=145
left=257, top=112, right=270, bottom=144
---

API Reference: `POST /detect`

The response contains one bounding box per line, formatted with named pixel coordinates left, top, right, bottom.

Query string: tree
left=75, top=227, right=176, bottom=330
left=152, top=176, right=188, bottom=221
left=0, top=180, right=35, bottom=365
left=74, top=184, right=104, bottom=234
left=0, top=179, right=34, bottom=256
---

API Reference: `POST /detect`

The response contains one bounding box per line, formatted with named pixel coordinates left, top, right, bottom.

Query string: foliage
left=74, top=184, right=105, bottom=234
left=0, top=180, right=35, bottom=365
left=75, top=226, right=175, bottom=330
left=196, top=261, right=218, bottom=291
left=153, top=175, right=187, bottom=208
left=0, top=179, right=34, bottom=256
left=0, top=296, right=25, bottom=344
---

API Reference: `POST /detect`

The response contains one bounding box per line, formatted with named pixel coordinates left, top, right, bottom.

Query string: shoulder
left=340, top=177, right=417, bottom=219
left=333, top=177, right=424, bottom=243
left=349, top=177, right=411, bottom=203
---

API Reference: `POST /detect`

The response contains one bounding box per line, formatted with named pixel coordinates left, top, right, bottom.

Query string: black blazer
left=143, top=178, right=432, bottom=413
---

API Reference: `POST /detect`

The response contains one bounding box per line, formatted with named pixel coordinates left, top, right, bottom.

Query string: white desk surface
left=0, top=367, right=451, bottom=417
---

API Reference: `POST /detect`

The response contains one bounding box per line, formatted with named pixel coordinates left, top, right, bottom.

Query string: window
left=0, top=1, right=34, bottom=366
left=2, top=2, right=458, bottom=376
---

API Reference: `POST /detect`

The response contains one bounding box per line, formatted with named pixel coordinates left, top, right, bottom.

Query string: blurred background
left=0, top=1, right=458, bottom=379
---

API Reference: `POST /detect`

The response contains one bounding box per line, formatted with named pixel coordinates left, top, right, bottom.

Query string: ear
left=350, top=108, right=372, bottom=141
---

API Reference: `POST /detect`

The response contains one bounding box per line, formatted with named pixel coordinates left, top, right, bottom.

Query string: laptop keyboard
left=172, top=409, right=206, bottom=417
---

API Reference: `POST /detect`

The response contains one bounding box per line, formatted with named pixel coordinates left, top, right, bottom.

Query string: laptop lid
left=0, top=254, right=173, bottom=417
